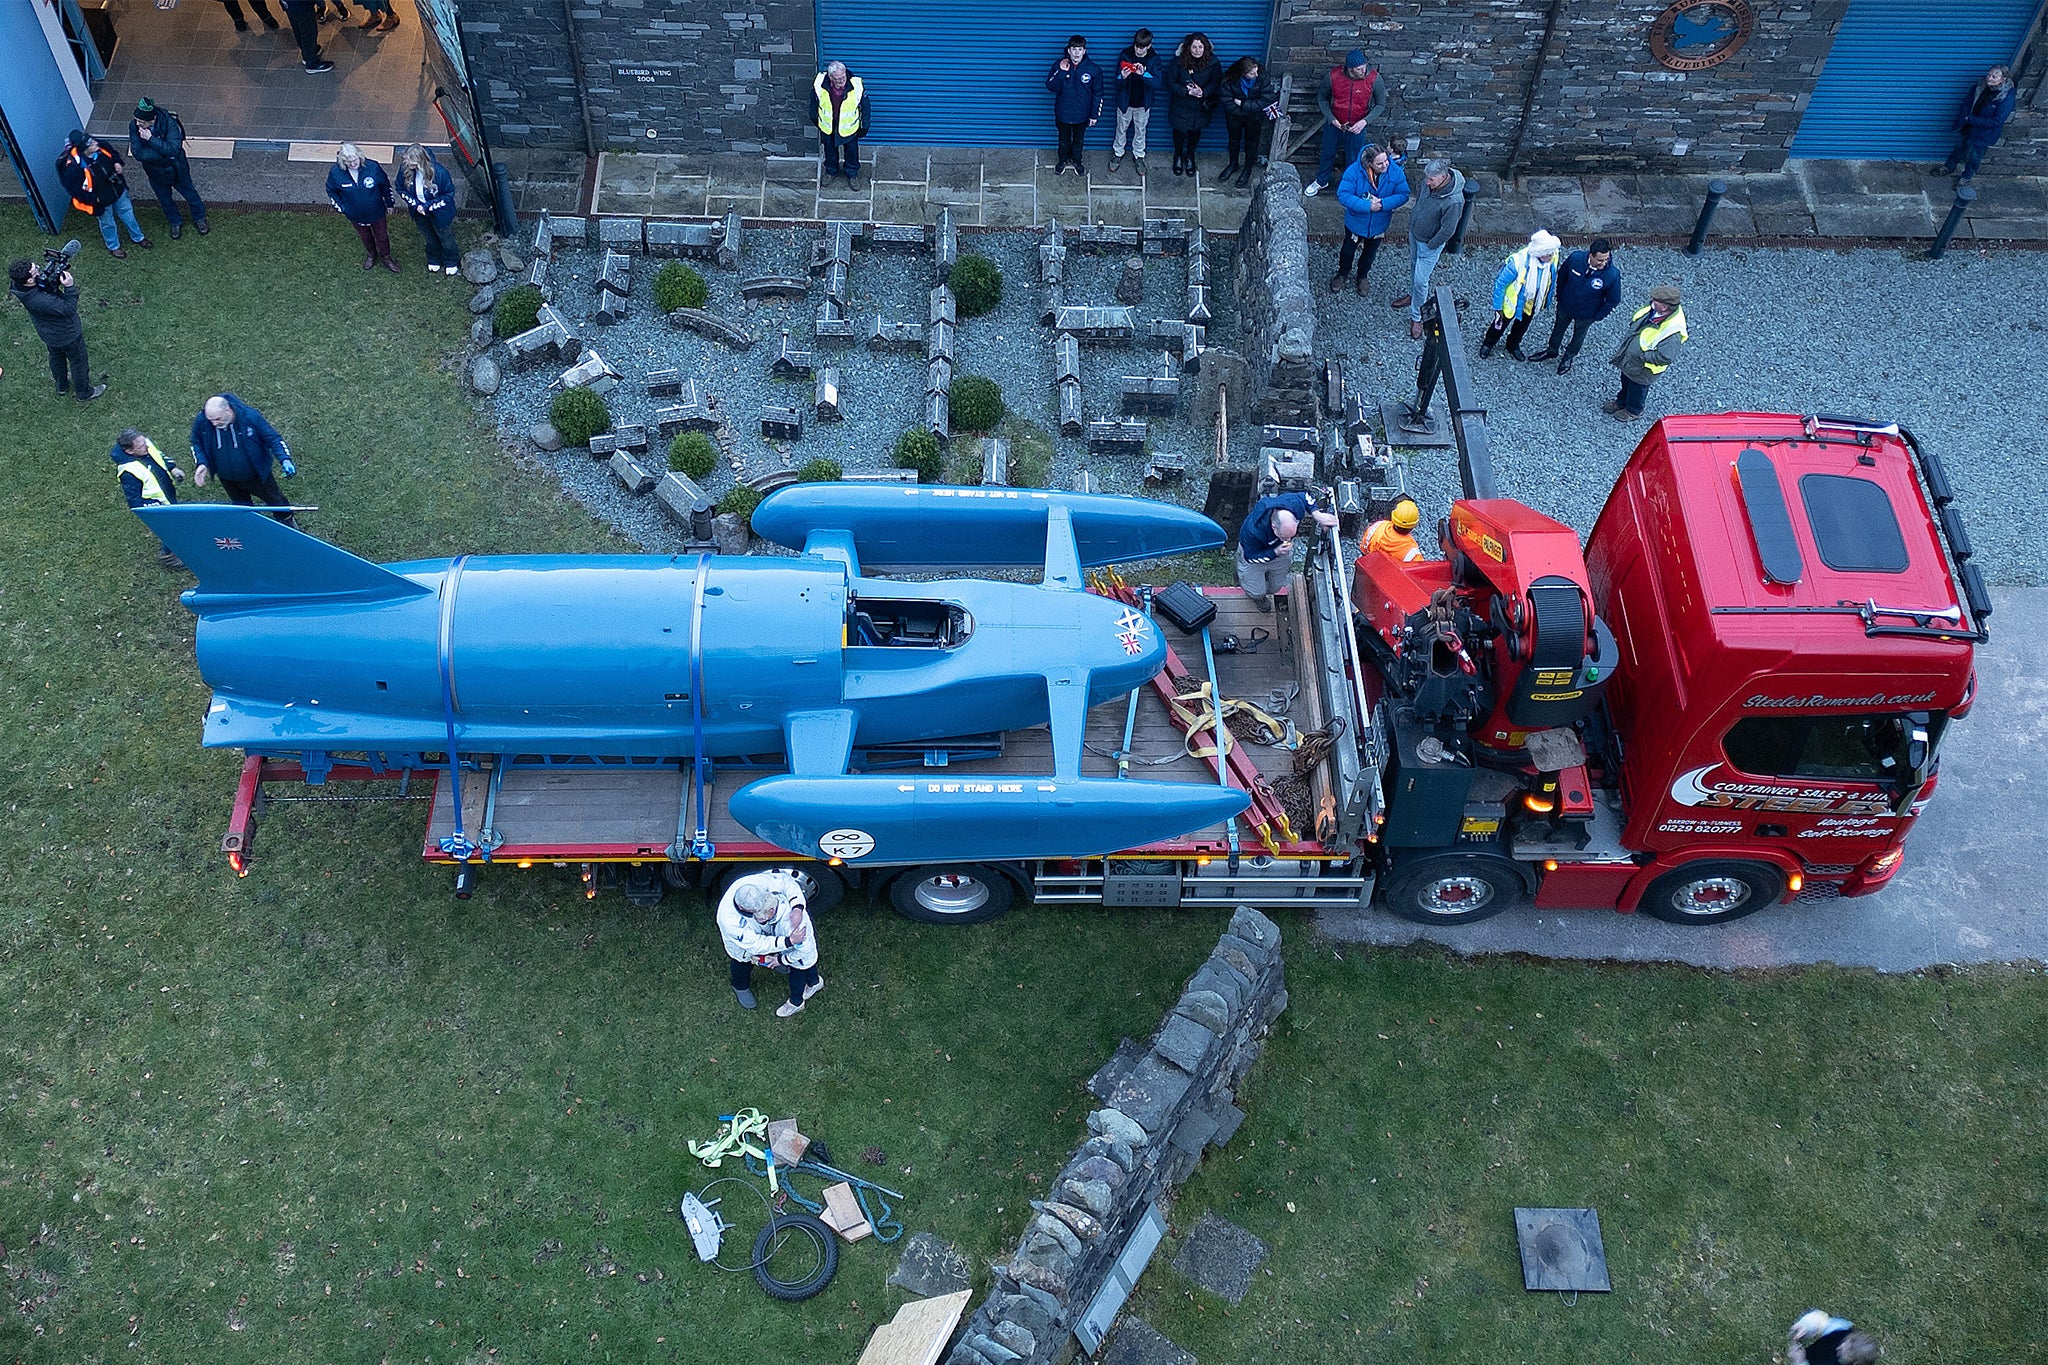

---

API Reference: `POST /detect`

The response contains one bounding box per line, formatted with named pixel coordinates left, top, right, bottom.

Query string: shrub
left=949, top=374, right=1006, bottom=433
left=492, top=283, right=545, bottom=338
left=719, top=483, right=766, bottom=523
left=549, top=387, right=612, bottom=447
left=795, top=457, right=843, bottom=483
left=893, top=427, right=943, bottom=483
left=949, top=252, right=1003, bottom=317
left=653, top=260, right=709, bottom=313
left=669, top=430, right=718, bottom=479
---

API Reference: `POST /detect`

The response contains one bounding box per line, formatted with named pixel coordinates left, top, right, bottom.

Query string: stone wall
left=1232, top=163, right=1318, bottom=428
left=463, top=0, right=817, bottom=154
left=940, top=908, right=1287, bottom=1365
left=1269, top=0, right=1853, bottom=176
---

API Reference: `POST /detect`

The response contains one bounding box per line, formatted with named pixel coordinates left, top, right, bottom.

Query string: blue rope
left=688, top=553, right=714, bottom=859
left=742, top=1153, right=903, bottom=1243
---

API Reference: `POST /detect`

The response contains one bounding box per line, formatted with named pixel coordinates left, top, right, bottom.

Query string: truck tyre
left=1380, top=854, right=1525, bottom=925
left=1637, top=861, right=1782, bottom=924
left=887, top=863, right=1015, bottom=925
left=711, top=863, right=846, bottom=915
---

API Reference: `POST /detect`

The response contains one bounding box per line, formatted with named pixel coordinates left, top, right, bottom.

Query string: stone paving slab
left=544, top=149, right=2048, bottom=242
left=1169, top=1212, right=1269, bottom=1305
left=1102, top=1317, right=1197, bottom=1365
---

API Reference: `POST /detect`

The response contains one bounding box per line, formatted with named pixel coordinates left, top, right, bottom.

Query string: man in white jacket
left=716, top=870, right=824, bottom=1017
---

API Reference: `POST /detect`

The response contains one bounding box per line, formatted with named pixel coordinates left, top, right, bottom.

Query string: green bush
left=549, top=387, right=612, bottom=448
left=949, top=374, right=1006, bottom=433
left=653, top=260, right=709, bottom=313
left=669, top=430, right=718, bottom=479
left=719, top=483, right=766, bottom=523
left=893, top=427, right=944, bottom=483
left=795, top=457, right=843, bottom=483
left=949, top=252, right=1003, bottom=317
left=492, top=283, right=545, bottom=338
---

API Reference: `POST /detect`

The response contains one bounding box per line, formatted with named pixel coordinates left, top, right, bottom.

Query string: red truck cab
left=1579, top=413, right=1986, bottom=917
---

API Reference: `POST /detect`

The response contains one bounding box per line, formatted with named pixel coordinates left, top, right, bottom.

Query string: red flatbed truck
left=218, top=290, right=1987, bottom=927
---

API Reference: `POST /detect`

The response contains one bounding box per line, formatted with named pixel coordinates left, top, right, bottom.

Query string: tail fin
left=140, top=505, right=431, bottom=616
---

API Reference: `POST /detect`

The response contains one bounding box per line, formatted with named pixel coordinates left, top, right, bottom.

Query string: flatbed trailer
left=225, top=575, right=1386, bottom=917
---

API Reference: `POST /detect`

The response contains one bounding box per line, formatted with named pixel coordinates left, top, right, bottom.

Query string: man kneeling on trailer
left=717, top=871, right=824, bottom=1017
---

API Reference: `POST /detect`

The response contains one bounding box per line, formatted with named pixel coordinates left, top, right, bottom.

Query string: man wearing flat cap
left=1606, top=285, right=1687, bottom=421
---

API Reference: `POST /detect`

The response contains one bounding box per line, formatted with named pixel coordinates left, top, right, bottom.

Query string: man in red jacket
left=1304, top=51, right=1387, bottom=198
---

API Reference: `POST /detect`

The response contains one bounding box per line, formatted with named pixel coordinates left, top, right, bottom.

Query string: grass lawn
left=2, top=205, right=2044, bottom=1363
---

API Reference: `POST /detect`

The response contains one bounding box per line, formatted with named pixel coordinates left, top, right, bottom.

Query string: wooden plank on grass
left=819, top=1182, right=872, bottom=1242
left=856, top=1289, right=972, bottom=1365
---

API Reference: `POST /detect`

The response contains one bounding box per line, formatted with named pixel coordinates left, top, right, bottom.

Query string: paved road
left=1314, top=588, right=2046, bottom=973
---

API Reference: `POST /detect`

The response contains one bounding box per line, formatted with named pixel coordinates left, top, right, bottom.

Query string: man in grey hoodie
left=1389, top=159, right=1464, bottom=340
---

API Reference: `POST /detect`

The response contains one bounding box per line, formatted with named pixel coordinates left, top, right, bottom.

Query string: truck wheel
left=1380, top=855, right=1524, bottom=925
left=1637, top=862, right=1782, bottom=924
left=711, top=863, right=846, bottom=914
left=888, top=864, right=1015, bottom=925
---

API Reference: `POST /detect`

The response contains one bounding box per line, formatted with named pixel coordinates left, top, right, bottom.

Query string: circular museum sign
left=1649, top=0, right=1756, bottom=71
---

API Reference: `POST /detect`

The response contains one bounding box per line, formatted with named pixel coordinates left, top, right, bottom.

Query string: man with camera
left=7, top=250, right=106, bottom=402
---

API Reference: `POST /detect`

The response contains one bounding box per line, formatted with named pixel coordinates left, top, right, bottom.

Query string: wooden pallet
left=856, top=1290, right=972, bottom=1365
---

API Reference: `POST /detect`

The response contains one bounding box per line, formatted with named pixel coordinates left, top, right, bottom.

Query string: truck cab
left=1585, top=413, right=1986, bottom=917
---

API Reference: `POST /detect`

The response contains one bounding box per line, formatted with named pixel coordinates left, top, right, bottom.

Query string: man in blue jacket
left=1532, top=237, right=1620, bottom=375
left=129, top=99, right=209, bottom=239
left=1047, top=36, right=1105, bottom=176
left=190, top=393, right=299, bottom=525
left=1941, top=65, right=2016, bottom=184
left=112, top=428, right=188, bottom=570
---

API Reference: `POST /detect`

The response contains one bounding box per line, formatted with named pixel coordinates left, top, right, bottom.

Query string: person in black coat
left=7, top=258, right=105, bottom=401
left=1163, top=33, right=1222, bottom=177
left=1532, top=238, right=1621, bottom=375
left=326, top=143, right=399, bottom=272
left=190, top=393, right=299, bottom=525
left=129, top=98, right=209, bottom=239
left=1045, top=36, right=1105, bottom=175
left=1218, top=55, right=1280, bottom=188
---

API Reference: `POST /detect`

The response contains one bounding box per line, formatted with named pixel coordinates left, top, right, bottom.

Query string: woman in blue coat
left=1331, top=143, right=1408, bottom=297
left=395, top=143, right=460, bottom=275
left=325, top=142, right=398, bottom=272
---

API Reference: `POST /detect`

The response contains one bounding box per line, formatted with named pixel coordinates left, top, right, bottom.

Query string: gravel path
left=1310, top=239, right=2048, bottom=586
left=487, top=227, right=1237, bottom=552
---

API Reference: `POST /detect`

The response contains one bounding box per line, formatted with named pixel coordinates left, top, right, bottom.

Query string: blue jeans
left=145, top=162, right=208, bottom=229
left=1408, top=240, right=1445, bottom=320
left=95, top=191, right=147, bottom=249
left=1315, top=123, right=1364, bottom=188
left=411, top=212, right=460, bottom=269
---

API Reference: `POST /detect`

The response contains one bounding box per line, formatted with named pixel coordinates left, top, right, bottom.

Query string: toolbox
left=1153, top=582, right=1217, bottom=634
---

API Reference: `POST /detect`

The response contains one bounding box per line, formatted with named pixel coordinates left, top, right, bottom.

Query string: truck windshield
left=1722, top=712, right=1946, bottom=783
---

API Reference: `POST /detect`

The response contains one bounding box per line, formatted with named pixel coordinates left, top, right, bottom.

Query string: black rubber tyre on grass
left=751, top=1214, right=839, bottom=1301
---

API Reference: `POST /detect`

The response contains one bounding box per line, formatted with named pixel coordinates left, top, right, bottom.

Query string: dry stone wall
left=941, top=907, right=1287, bottom=1365
left=1232, top=164, right=1319, bottom=429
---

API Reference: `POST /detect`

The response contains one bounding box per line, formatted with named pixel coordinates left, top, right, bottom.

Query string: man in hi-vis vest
left=813, top=62, right=868, bottom=190
left=1605, top=285, right=1688, bottom=422
left=111, top=428, right=188, bottom=572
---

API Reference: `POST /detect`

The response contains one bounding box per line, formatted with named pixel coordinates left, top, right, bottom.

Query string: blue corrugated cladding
left=1790, top=0, right=2040, bottom=159
left=813, top=0, right=1273, bottom=147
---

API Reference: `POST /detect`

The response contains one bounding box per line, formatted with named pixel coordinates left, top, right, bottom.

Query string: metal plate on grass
left=1513, top=1207, right=1611, bottom=1292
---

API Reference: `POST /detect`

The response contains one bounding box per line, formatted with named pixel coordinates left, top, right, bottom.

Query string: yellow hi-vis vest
left=814, top=74, right=864, bottom=137
left=1498, top=245, right=1557, bottom=318
left=118, top=441, right=175, bottom=507
left=1625, top=304, right=1688, bottom=374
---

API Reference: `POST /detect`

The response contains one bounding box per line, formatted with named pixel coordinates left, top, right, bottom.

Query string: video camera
left=36, top=239, right=82, bottom=292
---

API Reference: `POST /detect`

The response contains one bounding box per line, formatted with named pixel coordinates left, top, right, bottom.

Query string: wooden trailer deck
left=424, top=589, right=1320, bottom=861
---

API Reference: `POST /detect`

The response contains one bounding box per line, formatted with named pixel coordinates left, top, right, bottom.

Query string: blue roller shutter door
left=814, top=0, right=1272, bottom=147
left=1791, top=0, right=2041, bottom=159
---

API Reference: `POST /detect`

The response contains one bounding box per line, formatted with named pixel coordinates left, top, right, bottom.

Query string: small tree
left=492, top=283, right=545, bottom=338
left=719, top=483, right=766, bottom=523
left=949, top=253, right=1003, bottom=317
left=796, top=457, right=843, bottom=483
left=669, top=430, right=718, bottom=478
left=949, top=374, right=1006, bottom=433
left=549, top=387, right=612, bottom=447
left=893, top=427, right=943, bottom=483
left=653, top=261, right=710, bottom=312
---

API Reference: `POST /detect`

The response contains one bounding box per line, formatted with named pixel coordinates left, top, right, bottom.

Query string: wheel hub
left=1423, top=876, right=1495, bottom=914
left=1676, top=876, right=1751, bottom=914
left=914, top=874, right=990, bottom=916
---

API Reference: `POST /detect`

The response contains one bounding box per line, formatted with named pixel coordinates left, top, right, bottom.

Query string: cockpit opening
left=848, top=597, right=973, bottom=648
